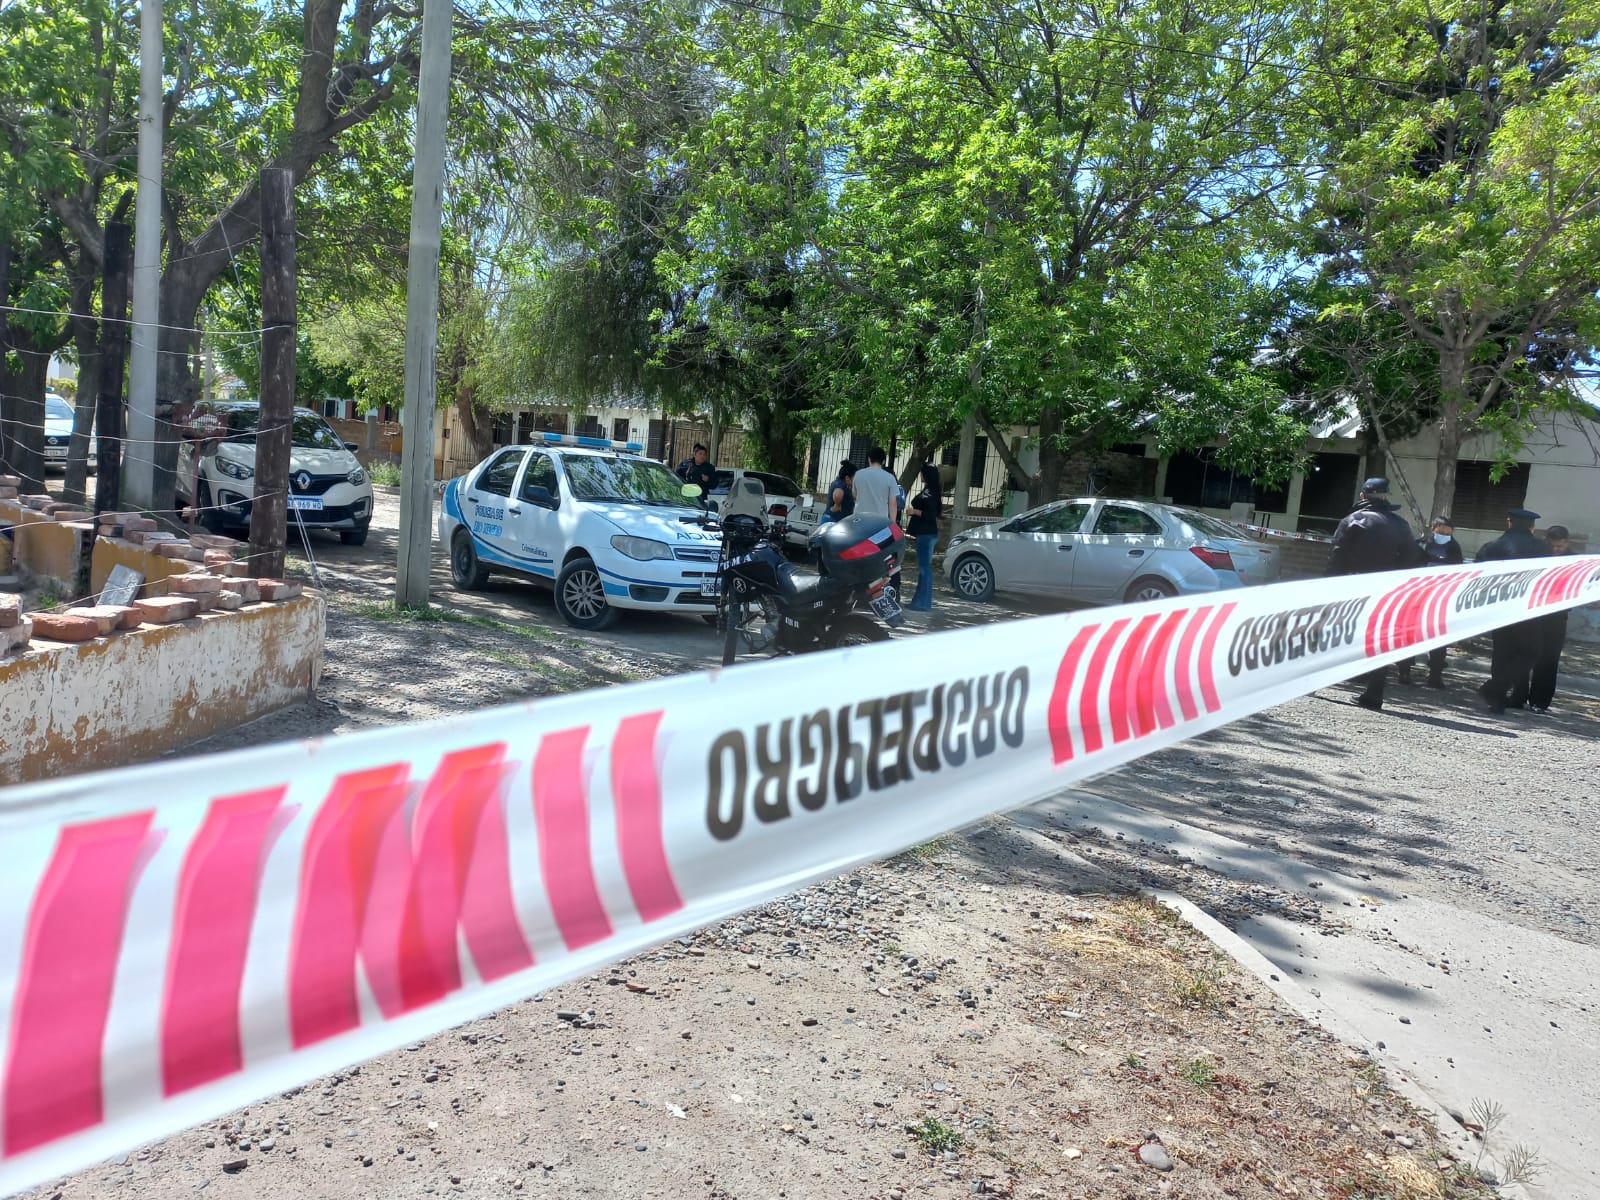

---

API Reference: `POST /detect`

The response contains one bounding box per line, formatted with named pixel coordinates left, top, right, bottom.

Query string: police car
left=438, top=434, right=722, bottom=629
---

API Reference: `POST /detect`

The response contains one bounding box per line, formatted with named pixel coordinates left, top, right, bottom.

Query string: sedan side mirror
left=524, top=484, right=558, bottom=509
left=343, top=440, right=359, bottom=452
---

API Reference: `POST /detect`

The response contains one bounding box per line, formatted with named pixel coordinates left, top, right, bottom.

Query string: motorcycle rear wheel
left=825, top=612, right=890, bottom=650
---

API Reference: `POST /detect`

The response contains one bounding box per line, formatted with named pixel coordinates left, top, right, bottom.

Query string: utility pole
left=249, top=169, right=295, bottom=579
left=395, top=0, right=452, bottom=609
left=125, top=0, right=162, bottom=510
left=94, top=223, right=133, bottom=516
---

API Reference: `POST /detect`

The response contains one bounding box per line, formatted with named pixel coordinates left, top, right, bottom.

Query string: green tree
left=1304, top=0, right=1600, bottom=522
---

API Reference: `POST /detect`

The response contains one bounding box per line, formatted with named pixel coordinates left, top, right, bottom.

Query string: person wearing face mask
left=1398, top=516, right=1463, bottom=688
left=1527, top=524, right=1576, bottom=713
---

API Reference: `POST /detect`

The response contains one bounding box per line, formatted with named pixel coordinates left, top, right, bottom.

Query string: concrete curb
left=995, top=819, right=1526, bottom=1197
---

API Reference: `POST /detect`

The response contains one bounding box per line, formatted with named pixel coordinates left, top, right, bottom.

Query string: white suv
left=175, top=402, right=374, bottom=544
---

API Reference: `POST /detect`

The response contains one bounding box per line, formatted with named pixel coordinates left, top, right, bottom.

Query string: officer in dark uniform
left=1398, top=515, right=1464, bottom=688
left=1327, top=477, right=1418, bottom=710
left=1528, top=524, right=1575, bottom=713
left=1474, top=507, right=1549, bottom=713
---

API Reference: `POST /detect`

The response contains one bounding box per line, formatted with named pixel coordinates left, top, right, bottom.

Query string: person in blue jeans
left=905, top=463, right=941, bottom=610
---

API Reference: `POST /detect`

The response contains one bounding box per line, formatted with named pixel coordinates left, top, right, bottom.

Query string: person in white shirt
left=851, top=446, right=899, bottom=524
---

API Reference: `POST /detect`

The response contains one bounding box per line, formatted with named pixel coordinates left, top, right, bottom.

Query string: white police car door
left=502, top=450, right=561, bottom=580
left=462, top=447, right=526, bottom=567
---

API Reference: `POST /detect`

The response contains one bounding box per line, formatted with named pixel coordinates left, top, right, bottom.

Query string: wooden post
left=94, top=223, right=133, bottom=515
left=249, top=168, right=294, bottom=578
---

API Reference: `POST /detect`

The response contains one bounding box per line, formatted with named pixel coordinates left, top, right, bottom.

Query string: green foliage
left=367, top=460, right=402, bottom=487
left=911, top=1117, right=964, bottom=1153
left=1181, top=1057, right=1217, bottom=1089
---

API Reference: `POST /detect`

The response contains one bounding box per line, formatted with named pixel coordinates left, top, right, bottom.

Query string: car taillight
left=1190, top=546, right=1236, bottom=572
left=769, top=504, right=788, bottom=517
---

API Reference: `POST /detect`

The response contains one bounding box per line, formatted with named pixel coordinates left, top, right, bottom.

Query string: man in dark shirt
left=1528, top=524, right=1575, bottom=713
left=675, top=443, right=716, bottom=501
left=1399, top=515, right=1464, bottom=688
left=1326, top=477, right=1418, bottom=711
left=1475, top=507, right=1549, bottom=713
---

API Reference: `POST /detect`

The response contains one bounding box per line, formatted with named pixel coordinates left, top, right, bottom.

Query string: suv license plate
left=287, top=496, right=324, bottom=511
left=700, top=577, right=720, bottom=597
left=869, top=591, right=902, bottom=621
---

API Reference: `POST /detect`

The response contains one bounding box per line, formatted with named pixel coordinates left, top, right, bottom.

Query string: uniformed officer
left=1528, top=524, right=1576, bottom=713
left=1326, top=477, right=1418, bottom=710
left=1474, top=507, right=1549, bottom=713
left=1398, top=515, right=1464, bottom=688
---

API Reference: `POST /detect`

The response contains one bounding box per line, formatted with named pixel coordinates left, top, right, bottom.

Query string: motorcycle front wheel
left=825, top=612, right=891, bottom=650
left=721, top=594, right=744, bottom=666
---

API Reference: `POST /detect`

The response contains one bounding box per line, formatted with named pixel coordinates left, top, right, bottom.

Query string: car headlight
left=347, top=466, right=366, bottom=485
left=216, top=458, right=254, bottom=480
left=610, top=535, right=675, bottom=561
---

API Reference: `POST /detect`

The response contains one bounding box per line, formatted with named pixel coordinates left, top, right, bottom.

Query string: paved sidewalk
left=1016, top=792, right=1600, bottom=1200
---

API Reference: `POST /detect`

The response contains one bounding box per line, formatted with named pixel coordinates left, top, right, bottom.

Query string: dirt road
left=118, top=487, right=1591, bottom=1198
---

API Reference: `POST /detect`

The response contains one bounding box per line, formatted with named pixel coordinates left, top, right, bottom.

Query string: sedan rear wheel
left=1125, top=575, right=1177, bottom=603
left=450, top=529, right=491, bottom=590
left=950, top=553, right=996, bottom=602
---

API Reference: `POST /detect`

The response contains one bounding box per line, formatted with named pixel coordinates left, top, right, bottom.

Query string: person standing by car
left=852, top=446, right=899, bottom=524
left=905, top=463, right=941, bottom=611
left=1474, top=507, right=1549, bottom=713
left=1326, top=477, right=1418, bottom=711
left=1528, top=524, right=1576, bottom=713
left=676, top=443, right=716, bottom=501
left=1398, top=516, right=1464, bottom=689
left=820, top=460, right=856, bottom=525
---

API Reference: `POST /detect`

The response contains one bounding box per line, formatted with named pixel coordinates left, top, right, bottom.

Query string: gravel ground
left=55, top=826, right=1492, bottom=1200
left=58, top=485, right=1582, bottom=1200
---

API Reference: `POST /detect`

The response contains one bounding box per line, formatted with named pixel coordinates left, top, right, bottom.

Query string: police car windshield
left=564, top=456, right=688, bottom=506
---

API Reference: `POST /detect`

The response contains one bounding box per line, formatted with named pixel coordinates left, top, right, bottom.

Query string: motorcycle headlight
left=347, top=466, right=366, bottom=485
left=217, top=458, right=254, bottom=481
left=610, top=535, right=675, bottom=561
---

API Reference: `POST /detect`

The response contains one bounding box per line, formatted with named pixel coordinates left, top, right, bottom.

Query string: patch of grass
left=1172, top=961, right=1226, bottom=1010
left=34, top=583, right=66, bottom=609
left=339, top=598, right=582, bottom=648
left=912, top=1117, right=963, bottom=1154
left=897, top=836, right=951, bottom=862
left=368, top=460, right=402, bottom=487
left=1180, top=1057, right=1216, bottom=1089
left=1123, top=1052, right=1145, bottom=1069
left=882, top=942, right=901, bottom=956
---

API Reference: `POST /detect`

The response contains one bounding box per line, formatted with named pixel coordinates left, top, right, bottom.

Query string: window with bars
left=1449, top=460, right=1531, bottom=529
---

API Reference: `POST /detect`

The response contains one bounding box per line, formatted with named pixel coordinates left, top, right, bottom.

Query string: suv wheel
left=555, top=556, right=618, bottom=630
left=196, top=480, right=226, bottom=534
left=339, top=523, right=369, bottom=547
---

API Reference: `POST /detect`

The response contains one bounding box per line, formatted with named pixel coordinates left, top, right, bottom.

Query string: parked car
left=944, top=497, right=1280, bottom=605
left=43, top=392, right=95, bottom=473
left=704, top=468, right=812, bottom=547
left=175, top=401, right=374, bottom=544
left=439, top=436, right=723, bottom=629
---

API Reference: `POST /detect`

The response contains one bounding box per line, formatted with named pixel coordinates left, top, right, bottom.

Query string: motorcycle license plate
left=700, top=577, right=720, bottom=597
left=869, top=591, right=902, bottom=621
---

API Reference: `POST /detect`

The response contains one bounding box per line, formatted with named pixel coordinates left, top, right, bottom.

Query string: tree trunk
left=1031, top=406, right=1066, bottom=509
left=250, top=169, right=296, bottom=579
left=62, top=264, right=101, bottom=506
left=152, top=277, right=205, bottom=511
left=94, top=223, right=132, bottom=515
left=0, top=333, right=51, bottom=493
left=1431, top=348, right=1467, bottom=527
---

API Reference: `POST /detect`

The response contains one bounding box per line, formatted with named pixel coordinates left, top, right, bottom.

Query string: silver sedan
left=943, top=498, right=1280, bottom=605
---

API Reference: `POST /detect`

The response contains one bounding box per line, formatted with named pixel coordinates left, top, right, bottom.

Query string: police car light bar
left=534, top=432, right=646, bottom=453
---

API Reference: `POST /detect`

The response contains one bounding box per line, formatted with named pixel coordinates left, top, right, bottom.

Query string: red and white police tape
left=0, top=555, right=1595, bottom=1193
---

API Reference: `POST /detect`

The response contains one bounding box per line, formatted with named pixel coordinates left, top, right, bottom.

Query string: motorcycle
left=697, top=477, right=905, bottom=666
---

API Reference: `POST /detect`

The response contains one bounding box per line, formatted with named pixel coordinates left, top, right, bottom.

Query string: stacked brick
left=2, top=513, right=308, bottom=656
left=0, top=474, right=19, bottom=501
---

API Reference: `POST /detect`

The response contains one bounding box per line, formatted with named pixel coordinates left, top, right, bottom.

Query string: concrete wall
left=88, top=536, right=200, bottom=599
left=0, top=594, right=324, bottom=786
left=1, top=500, right=90, bottom=594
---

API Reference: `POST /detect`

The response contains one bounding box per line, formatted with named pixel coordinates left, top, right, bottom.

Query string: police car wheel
left=555, top=556, right=618, bottom=630
left=450, top=529, right=490, bottom=590
left=951, top=553, right=995, bottom=602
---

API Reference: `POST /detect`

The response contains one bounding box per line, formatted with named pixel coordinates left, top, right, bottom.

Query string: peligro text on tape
left=0, top=555, right=1595, bottom=1195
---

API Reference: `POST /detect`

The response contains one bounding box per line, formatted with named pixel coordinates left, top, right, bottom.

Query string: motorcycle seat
left=775, top=562, right=824, bottom=600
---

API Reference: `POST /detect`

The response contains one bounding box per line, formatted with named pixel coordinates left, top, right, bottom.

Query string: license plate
left=287, top=496, right=324, bottom=511
left=44, top=446, right=67, bottom=458
left=700, top=577, right=720, bottom=597
left=869, top=591, right=902, bottom=621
